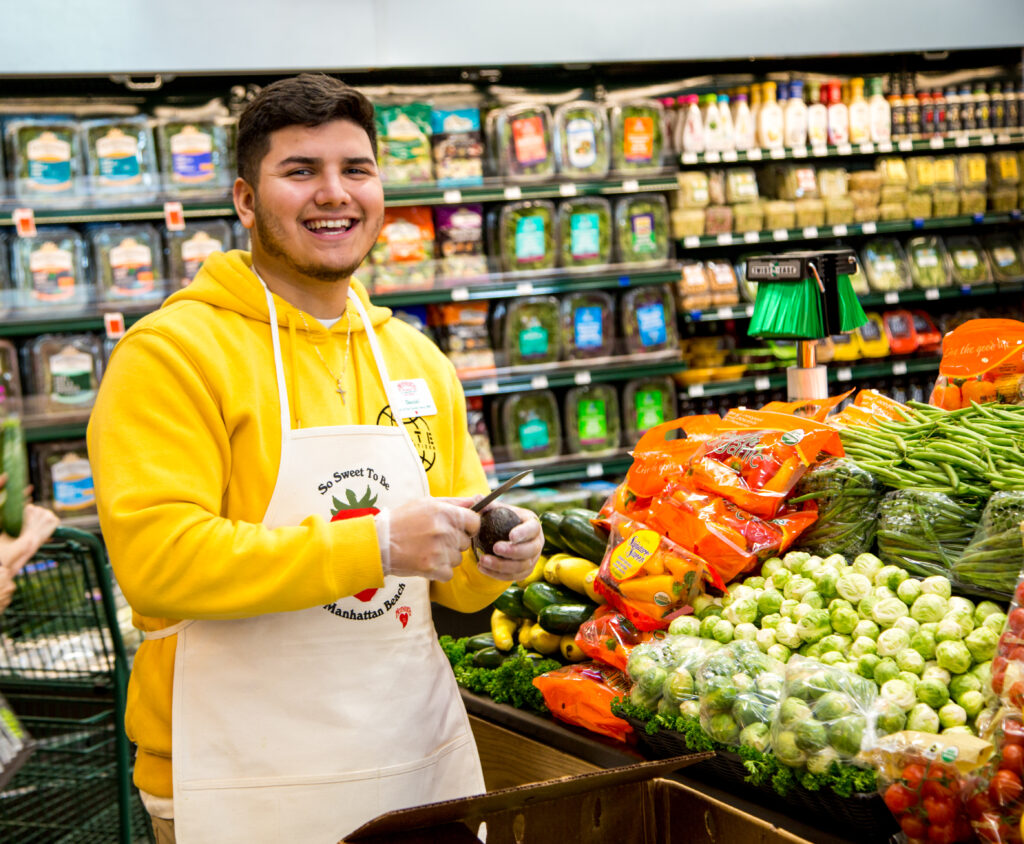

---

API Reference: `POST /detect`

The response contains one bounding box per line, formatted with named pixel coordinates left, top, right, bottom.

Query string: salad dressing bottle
left=717, top=94, right=735, bottom=151
left=679, top=94, right=705, bottom=154
left=826, top=80, right=849, bottom=146
left=784, top=80, right=808, bottom=148
left=757, top=81, right=784, bottom=150
left=868, top=77, right=892, bottom=143
left=848, top=77, right=870, bottom=144
left=806, top=81, right=828, bottom=149
left=732, top=91, right=755, bottom=150
left=701, top=94, right=722, bottom=152
left=749, top=84, right=763, bottom=145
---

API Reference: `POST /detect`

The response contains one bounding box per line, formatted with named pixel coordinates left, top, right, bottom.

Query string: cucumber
left=465, top=633, right=495, bottom=652
left=539, top=511, right=567, bottom=553
left=537, top=602, right=595, bottom=634
left=521, top=581, right=576, bottom=616
left=494, top=585, right=533, bottom=619
left=559, top=511, right=608, bottom=564
left=2, top=418, right=26, bottom=537
left=471, top=646, right=506, bottom=668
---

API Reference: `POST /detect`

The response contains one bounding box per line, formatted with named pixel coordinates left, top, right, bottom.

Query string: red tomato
left=1014, top=579, right=1024, bottom=606
left=954, top=815, right=974, bottom=842
left=1009, top=606, right=1024, bottom=633
left=1009, top=647, right=1024, bottom=664
left=994, top=665, right=1008, bottom=695
left=885, top=783, right=919, bottom=814
left=990, top=769, right=1024, bottom=807
left=967, top=791, right=995, bottom=819
left=1005, top=719, right=1024, bottom=746
left=903, top=763, right=928, bottom=790
left=901, top=814, right=928, bottom=838
left=924, top=795, right=957, bottom=826
left=1002, top=744, right=1024, bottom=776
left=924, top=779, right=956, bottom=801
left=926, top=823, right=957, bottom=844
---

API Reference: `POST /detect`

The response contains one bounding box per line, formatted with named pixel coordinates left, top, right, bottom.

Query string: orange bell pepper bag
left=624, top=414, right=722, bottom=498
left=760, top=388, right=854, bottom=422
left=532, top=662, right=634, bottom=742
left=574, top=606, right=665, bottom=672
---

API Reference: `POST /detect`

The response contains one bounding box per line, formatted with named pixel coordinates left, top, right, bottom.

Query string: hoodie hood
left=165, top=250, right=392, bottom=331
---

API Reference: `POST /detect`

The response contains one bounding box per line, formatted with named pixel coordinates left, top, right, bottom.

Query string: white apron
left=150, top=285, right=485, bottom=843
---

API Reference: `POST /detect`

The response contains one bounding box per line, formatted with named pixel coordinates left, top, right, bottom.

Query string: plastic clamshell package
left=557, top=196, right=613, bottom=270
left=6, top=118, right=83, bottom=201
left=905, top=235, right=952, bottom=289
left=89, top=223, right=167, bottom=304
left=622, top=376, right=678, bottom=443
left=80, top=116, right=159, bottom=197
left=28, top=333, right=103, bottom=408
left=619, top=284, right=677, bottom=354
left=565, top=383, right=620, bottom=454
left=165, top=219, right=233, bottom=290
left=155, top=118, right=232, bottom=193
left=11, top=227, right=91, bottom=312
left=493, top=103, right=556, bottom=182
left=982, top=232, right=1024, bottom=282
left=609, top=98, right=665, bottom=173
left=502, top=295, right=562, bottom=367
left=554, top=101, right=611, bottom=179
left=497, top=390, right=562, bottom=462
left=859, top=238, right=912, bottom=292
left=945, top=235, right=992, bottom=285
left=560, top=289, right=616, bottom=359
left=614, top=194, right=669, bottom=265
left=497, top=200, right=558, bottom=273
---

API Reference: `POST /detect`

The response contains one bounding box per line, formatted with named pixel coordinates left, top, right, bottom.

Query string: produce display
left=614, top=194, right=670, bottom=265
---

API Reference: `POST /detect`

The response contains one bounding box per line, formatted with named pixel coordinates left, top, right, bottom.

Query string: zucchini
left=560, top=511, right=608, bottom=564
left=539, top=511, right=567, bottom=552
left=494, top=585, right=533, bottom=619
left=465, top=633, right=496, bottom=652
left=537, top=602, right=595, bottom=634
left=2, top=418, right=26, bottom=537
left=471, top=646, right=506, bottom=668
left=522, top=581, right=576, bottom=616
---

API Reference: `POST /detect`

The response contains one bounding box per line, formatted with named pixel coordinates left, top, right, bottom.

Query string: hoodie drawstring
left=287, top=313, right=300, bottom=428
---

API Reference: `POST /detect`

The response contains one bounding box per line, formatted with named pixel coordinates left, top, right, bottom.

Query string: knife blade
left=471, top=470, right=532, bottom=512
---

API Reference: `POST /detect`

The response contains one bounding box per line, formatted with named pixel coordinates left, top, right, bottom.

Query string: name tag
left=389, top=378, right=437, bottom=418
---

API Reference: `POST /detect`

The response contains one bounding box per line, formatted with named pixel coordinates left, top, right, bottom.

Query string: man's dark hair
left=236, top=73, right=377, bottom=186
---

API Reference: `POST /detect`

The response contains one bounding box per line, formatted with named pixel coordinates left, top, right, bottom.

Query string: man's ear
left=233, top=177, right=256, bottom=229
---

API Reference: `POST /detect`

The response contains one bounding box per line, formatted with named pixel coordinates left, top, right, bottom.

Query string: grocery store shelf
left=677, top=130, right=1024, bottom=168
left=678, top=355, right=941, bottom=399
left=461, top=352, right=683, bottom=398
left=677, top=211, right=1022, bottom=251
left=493, top=450, right=634, bottom=485
left=0, top=307, right=152, bottom=338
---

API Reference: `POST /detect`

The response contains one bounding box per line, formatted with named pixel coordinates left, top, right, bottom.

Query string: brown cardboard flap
left=343, top=753, right=712, bottom=842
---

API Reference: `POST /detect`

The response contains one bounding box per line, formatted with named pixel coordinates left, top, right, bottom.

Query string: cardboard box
left=342, top=753, right=816, bottom=844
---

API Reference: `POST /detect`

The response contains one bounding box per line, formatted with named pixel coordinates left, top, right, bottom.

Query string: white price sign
left=503, top=186, right=522, bottom=200
left=772, top=229, right=790, bottom=241
left=792, top=146, right=808, bottom=158
left=754, top=377, right=771, bottom=391
left=898, top=139, right=914, bottom=152
left=955, top=135, right=970, bottom=148
left=722, top=150, right=738, bottom=162
left=811, top=146, right=828, bottom=157
left=586, top=463, right=604, bottom=478
left=802, top=226, right=819, bottom=239
left=482, top=380, right=499, bottom=394
left=744, top=231, right=760, bottom=243
left=892, top=361, right=908, bottom=375
left=862, top=222, right=877, bottom=234
left=716, top=307, right=734, bottom=319
left=516, top=281, right=535, bottom=295
left=558, top=183, right=578, bottom=197
left=884, top=291, right=900, bottom=304
left=622, top=179, right=640, bottom=192
left=837, top=144, right=853, bottom=156
left=683, top=236, right=701, bottom=249
left=682, top=152, right=699, bottom=165
left=442, top=189, right=463, bottom=204
left=450, top=287, right=469, bottom=301
left=837, top=367, right=853, bottom=382
left=859, top=142, right=875, bottom=154
left=929, top=136, right=945, bottom=150
left=877, top=141, right=894, bottom=153
left=981, top=134, right=995, bottom=146
left=704, top=151, right=721, bottom=163
left=747, top=148, right=763, bottom=161
left=769, top=147, right=786, bottom=159
left=688, top=383, right=705, bottom=397
left=925, top=288, right=940, bottom=300
left=833, top=224, right=849, bottom=237
left=717, top=233, right=734, bottom=245
left=574, top=370, right=592, bottom=385
left=530, top=375, right=549, bottom=390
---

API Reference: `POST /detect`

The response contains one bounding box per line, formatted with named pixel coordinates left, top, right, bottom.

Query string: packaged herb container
left=560, top=290, right=615, bottom=359
left=557, top=197, right=612, bottom=270
left=502, top=295, right=561, bottom=367
left=620, top=284, right=677, bottom=354
left=492, top=104, right=556, bottom=181
left=622, top=376, right=678, bottom=442
left=11, top=227, right=90, bottom=311
left=156, top=119, right=231, bottom=192
left=945, top=235, right=992, bottom=285
left=904, top=235, right=952, bottom=289
left=375, top=102, right=434, bottom=184
left=554, top=101, right=610, bottom=179
left=28, top=333, right=103, bottom=407
left=6, top=119, right=82, bottom=201
left=434, top=204, right=486, bottom=279
left=90, top=224, right=166, bottom=305
left=81, top=116, right=158, bottom=197
left=430, top=105, right=484, bottom=186
left=859, top=238, right=912, bottom=292
left=614, top=194, right=669, bottom=265
left=983, top=232, right=1024, bottom=283
left=165, top=220, right=232, bottom=289
left=609, top=99, right=664, bottom=173
left=497, top=200, right=557, bottom=273
left=31, top=440, right=96, bottom=517
left=0, top=339, right=21, bottom=406
left=496, top=390, right=562, bottom=462
left=565, top=384, right=620, bottom=454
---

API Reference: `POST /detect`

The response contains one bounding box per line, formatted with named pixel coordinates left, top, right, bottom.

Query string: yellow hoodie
left=87, top=250, right=504, bottom=799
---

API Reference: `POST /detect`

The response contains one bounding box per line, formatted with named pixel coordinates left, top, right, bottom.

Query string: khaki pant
left=151, top=816, right=175, bottom=844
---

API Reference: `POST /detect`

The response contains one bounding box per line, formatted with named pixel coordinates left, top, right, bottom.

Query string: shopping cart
left=0, top=526, right=152, bottom=843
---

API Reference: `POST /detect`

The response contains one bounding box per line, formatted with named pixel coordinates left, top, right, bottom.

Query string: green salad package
left=554, top=101, right=610, bottom=178
left=502, top=295, right=562, bottom=367
left=491, top=103, right=555, bottom=181
left=496, top=200, right=558, bottom=273
left=11, top=227, right=90, bottom=312
left=375, top=102, right=434, bottom=184
left=165, top=220, right=232, bottom=290
left=89, top=223, right=166, bottom=305
left=614, top=194, right=669, bottom=265
left=28, top=333, right=103, bottom=408
left=945, top=236, right=992, bottom=286
left=982, top=232, right=1024, bottom=283
left=81, top=116, right=158, bottom=197
left=859, top=238, right=912, bottom=293
left=6, top=119, right=83, bottom=201
left=622, top=376, right=677, bottom=443
left=565, top=383, right=620, bottom=454
left=904, top=235, right=952, bottom=289
left=156, top=118, right=232, bottom=193
left=495, top=390, right=562, bottom=462
left=561, top=289, right=615, bottom=359
left=619, top=284, right=677, bottom=354
left=609, top=99, right=664, bottom=173
left=557, top=197, right=612, bottom=270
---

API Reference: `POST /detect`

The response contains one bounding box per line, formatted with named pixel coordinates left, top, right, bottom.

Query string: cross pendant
left=336, top=380, right=346, bottom=403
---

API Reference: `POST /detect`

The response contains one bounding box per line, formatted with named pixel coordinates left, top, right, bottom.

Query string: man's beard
left=252, top=203, right=369, bottom=282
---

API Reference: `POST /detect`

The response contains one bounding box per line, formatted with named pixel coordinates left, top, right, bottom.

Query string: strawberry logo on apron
left=331, top=486, right=380, bottom=602
left=395, top=606, right=412, bottom=628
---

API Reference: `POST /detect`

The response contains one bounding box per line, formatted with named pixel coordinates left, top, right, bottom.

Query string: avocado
left=478, top=506, right=523, bottom=556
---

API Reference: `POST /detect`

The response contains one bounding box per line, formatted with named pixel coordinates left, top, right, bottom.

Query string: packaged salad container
left=560, top=290, right=616, bottom=359
left=164, top=220, right=232, bottom=289
left=671, top=208, right=706, bottom=238
left=958, top=189, right=987, bottom=216
left=0, top=232, right=10, bottom=318
left=375, top=102, right=433, bottom=184
left=496, top=390, right=562, bottom=462
left=945, top=235, right=992, bottom=285
left=704, top=205, right=732, bottom=235
left=931, top=156, right=959, bottom=190
left=492, top=104, right=556, bottom=181
left=705, top=258, right=739, bottom=305
left=11, top=227, right=90, bottom=312
left=676, top=171, right=710, bottom=208
left=725, top=168, right=759, bottom=204
left=497, top=200, right=558, bottom=273
left=622, top=376, right=678, bottom=442
left=957, top=154, right=988, bottom=190
left=875, top=157, right=909, bottom=187
left=28, top=333, right=103, bottom=407
left=846, top=255, right=870, bottom=296
left=904, top=235, right=952, bottom=289
left=906, top=156, right=937, bottom=192
left=89, top=223, right=166, bottom=305
left=32, top=440, right=96, bottom=518
left=678, top=261, right=712, bottom=311
left=370, top=206, right=436, bottom=291
left=81, top=116, right=158, bottom=197
left=989, top=187, right=1019, bottom=213
left=859, top=238, right=912, bottom=292
left=614, top=194, right=669, bottom=264
left=502, top=295, right=562, bottom=367
left=430, top=105, right=484, bottom=186
left=565, top=383, right=620, bottom=454
left=0, top=338, right=22, bottom=405
left=156, top=119, right=232, bottom=193
left=824, top=196, right=854, bottom=225
left=6, top=119, right=83, bottom=201
left=932, top=189, right=959, bottom=218
left=732, top=202, right=764, bottom=233
left=609, top=99, right=664, bottom=173
left=557, top=197, right=613, bottom=270
left=983, top=232, right=1024, bottom=283
left=434, top=204, right=486, bottom=279
left=553, top=101, right=610, bottom=178
left=989, top=150, right=1021, bottom=188
left=619, top=284, right=677, bottom=354
left=817, top=167, right=849, bottom=198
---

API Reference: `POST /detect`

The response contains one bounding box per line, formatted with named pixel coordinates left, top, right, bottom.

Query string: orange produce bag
left=532, top=661, right=634, bottom=742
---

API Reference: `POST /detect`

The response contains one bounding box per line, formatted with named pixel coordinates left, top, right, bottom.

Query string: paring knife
left=471, top=470, right=532, bottom=512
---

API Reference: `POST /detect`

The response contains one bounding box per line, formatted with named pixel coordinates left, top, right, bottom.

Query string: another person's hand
left=383, top=497, right=481, bottom=582
left=474, top=503, right=544, bottom=582
left=0, top=504, right=60, bottom=578
left=0, top=564, right=14, bottom=613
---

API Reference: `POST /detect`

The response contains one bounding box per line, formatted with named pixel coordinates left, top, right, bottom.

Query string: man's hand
left=385, top=497, right=481, bottom=582
left=475, top=503, right=544, bottom=582
left=0, top=504, right=60, bottom=577
left=0, top=564, right=14, bottom=613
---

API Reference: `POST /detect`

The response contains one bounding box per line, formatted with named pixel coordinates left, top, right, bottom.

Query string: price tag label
left=837, top=367, right=853, bottom=382
left=747, top=148, right=763, bottom=161
left=955, top=135, right=970, bottom=148
left=681, top=152, right=699, bottom=165
left=722, top=150, right=738, bottom=162
left=574, top=370, right=592, bottom=385
left=704, top=151, right=721, bottom=164
left=833, top=224, right=849, bottom=237
left=163, top=201, right=185, bottom=231
left=519, top=471, right=536, bottom=487
left=960, top=284, right=973, bottom=295
left=586, top=463, right=604, bottom=478
left=530, top=374, right=549, bottom=390
left=925, top=288, right=940, bottom=300
left=769, top=147, right=786, bottom=159
left=103, top=311, right=126, bottom=339
left=772, top=229, right=790, bottom=241
left=860, top=142, right=876, bottom=154
left=744, top=231, right=760, bottom=243
left=877, top=141, right=894, bottom=153
left=929, top=136, right=945, bottom=150
left=811, top=145, right=828, bottom=157
left=998, top=134, right=1013, bottom=145
left=792, top=146, right=808, bottom=158
left=622, top=179, right=640, bottom=192
left=981, top=134, right=995, bottom=146
left=450, top=287, right=469, bottom=301
left=482, top=380, right=499, bottom=394
left=716, top=306, right=734, bottom=319
left=754, top=377, right=771, bottom=391
left=884, top=291, right=900, bottom=304
left=503, top=186, right=522, bottom=200
left=892, top=361, right=908, bottom=376
left=688, top=383, right=705, bottom=397
left=837, top=144, right=853, bottom=156
left=717, top=233, right=734, bottom=246
left=683, top=236, right=701, bottom=249
left=442, top=189, right=463, bottom=204
left=862, top=222, right=877, bottom=235
left=802, top=226, right=819, bottom=239
left=515, top=281, right=535, bottom=295
left=12, top=207, right=36, bottom=237
left=898, top=139, right=914, bottom=152
left=558, top=183, right=578, bottom=197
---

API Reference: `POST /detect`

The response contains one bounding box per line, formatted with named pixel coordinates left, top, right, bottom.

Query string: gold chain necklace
left=296, top=309, right=352, bottom=403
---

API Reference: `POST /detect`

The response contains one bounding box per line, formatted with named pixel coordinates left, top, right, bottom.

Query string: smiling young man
left=87, top=74, right=543, bottom=844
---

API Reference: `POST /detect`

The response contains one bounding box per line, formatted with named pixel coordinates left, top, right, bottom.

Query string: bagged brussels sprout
left=625, top=633, right=722, bottom=715
left=770, top=655, right=878, bottom=771
left=791, top=458, right=883, bottom=558
left=876, top=490, right=981, bottom=579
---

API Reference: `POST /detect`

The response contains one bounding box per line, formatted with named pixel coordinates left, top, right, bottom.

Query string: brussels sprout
left=780, top=599, right=800, bottom=619
left=804, top=591, right=828, bottom=610
left=666, top=614, right=700, bottom=636
left=784, top=576, right=817, bottom=602
left=797, top=609, right=832, bottom=644
left=830, top=606, right=860, bottom=635
left=724, top=598, right=759, bottom=626
left=702, top=651, right=740, bottom=677
left=936, top=639, right=973, bottom=674
left=756, top=615, right=780, bottom=634
left=806, top=745, right=839, bottom=775
left=814, top=569, right=839, bottom=600
left=783, top=551, right=811, bottom=571
left=874, top=657, right=901, bottom=686
left=943, top=726, right=976, bottom=737
left=858, top=595, right=880, bottom=621
left=935, top=618, right=964, bottom=643
left=916, top=678, right=950, bottom=708
left=822, top=553, right=848, bottom=569
left=767, top=644, right=792, bottom=663
left=744, top=575, right=767, bottom=590
left=893, top=617, right=921, bottom=637
left=761, top=557, right=784, bottom=578
left=757, top=589, right=784, bottom=618
left=922, top=664, right=952, bottom=686
left=626, top=650, right=662, bottom=682
left=919, top=576, right=952, bottom=600
left=874, top=698, right=908, bottom=735
left=707, top=711, right=740, bottom=744
left=699, top=616, right=720, bottom=639
left=821, top=651, right=846, bottom=666
left=965, top=626, right=999, bottom=663
left=733, top=697, right=772, bottom=728
left=907, top=702, right=941, bottom=733
left=712, top=619, right=735, bottom=644
left=829, top=597, right=854, bottom=612
left=836, top=572, right=873, bottom=604
left=680, top=699, right=702, bottom=719
left=948, top=610, right=976, bottom=639
left=818, top=634, right=851, bottom=654
left=920, top=622, right=939, bottom=636
left=881, top=678, right=917, bottom=712
left=856, top=653, right=881, bottom=679
left=637, top=666, right=669, bottom=698
left=896, top=649, right=926, bottom=676
left=814, top=691, right=853, bottom=721
left=775, top=620, right=803, bottom=649
left=778, top=695, right=813, bottom=725
left=948, top=596, right=975, bottom=617
left=897, top=578, right=923, bottom=606
left=938, top=702, right=967, bottom=729
left=874, top=565, right=909, bottom=591
left=983, top=612, right=1008, bottom=633
left=959, top=689, right=985, bottom=718
left=702, top=674, right=739, bottom=713
left=773, top=729, right=806, bottom=767
left=875, top=586, right=900, bottom=604
left=756, top=670, right=785, bottom=697
left=657, top=697, right=681, bottom=717
left=798, top=555, right=826, bottom=577
left=911, top=594, right=949, bottom=624
left=799, top=642, right=824, bottom=659
left=793, top=603, right=815, bottom=623
left=877, top=628, right=912, bottom=658
left=853, top=619, right=880, bottom=640
left=910, top=630, right=937, bottom=661
left=794, top=718, right=828, bottom=752
left=662, top=666, right=696, bottom=703
left=950, top=673, right=981, bottom=700
left=739, top=721, right=772, bottom=752
left=734, top=622, right=759, bottom=642
left=753, top=628, right=776, bottom=656
left=829, top=713, right=867, bottom=756
left=693, top=594, right=721, bottom=619
left=899, top=670, right=921, bottom=688
left=971, top=660, right=993, bottom=688
left=851, top=636, right=878, bottom=658
left=851, top=553, right=884, bottom=580
left=629, top=684, right=662, bottom=709
left=771, top=568, right=793, bottom=589
left=873, top=597, right=911, bottom=628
